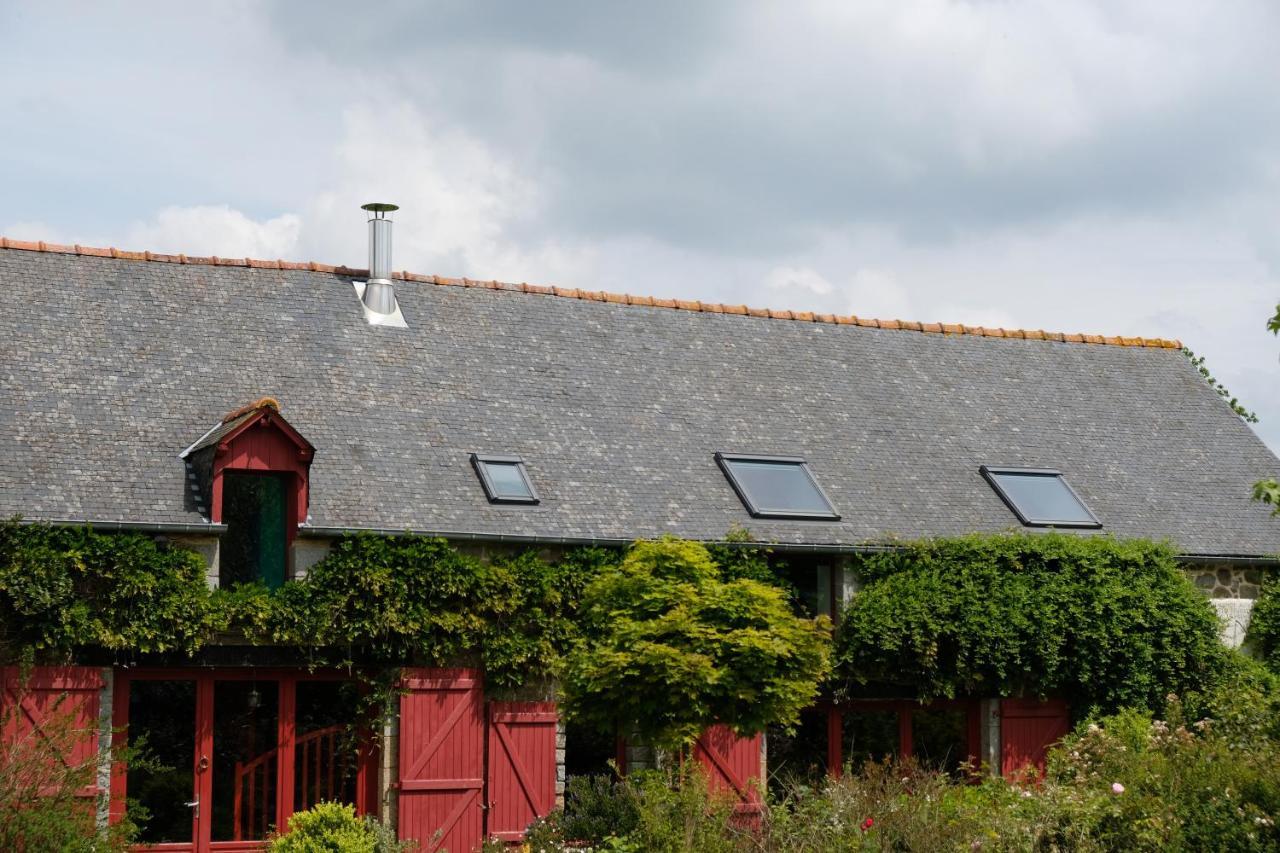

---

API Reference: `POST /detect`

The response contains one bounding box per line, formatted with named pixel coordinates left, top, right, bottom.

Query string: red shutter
left=486, top=701, right=557, bottom=842
left=1, top=666, right=104, bottom=799
left=398, top=668, right=484, bottom=853
left=1000, top=698, right=1070, bottom=778
left=693, top=725, right=762, bottom=820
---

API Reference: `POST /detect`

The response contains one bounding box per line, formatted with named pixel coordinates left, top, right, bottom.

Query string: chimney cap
left=361, top=202, right=399, bottom=213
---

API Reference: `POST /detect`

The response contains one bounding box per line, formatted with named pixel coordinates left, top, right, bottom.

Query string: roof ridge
left=0, top=235, right=1182, bottom=349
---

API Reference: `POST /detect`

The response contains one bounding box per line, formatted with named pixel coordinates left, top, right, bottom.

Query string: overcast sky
left=3, top=1, right=1278, bottom=451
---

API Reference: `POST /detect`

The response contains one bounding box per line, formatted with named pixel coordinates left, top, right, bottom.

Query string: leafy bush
left=837, top=533, right=1226, bottom=715
left=563, top=538, right=831, bottom=750
left=1248, top=575, right=1280, bottom=674
left=559, top=774, right=641, bottom=843
left=267, top=802, right=407, bottom=853
left=1047, top=697, right=1280, bottom=850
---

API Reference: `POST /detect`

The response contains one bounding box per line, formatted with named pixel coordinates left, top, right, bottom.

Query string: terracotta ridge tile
left=0, top=234, right=1180, bottom=349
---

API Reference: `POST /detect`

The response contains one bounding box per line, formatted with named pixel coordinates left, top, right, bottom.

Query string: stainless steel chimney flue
left=354, top=202, right=407, bottom=327
left=361, top=202, right=398, bottom=314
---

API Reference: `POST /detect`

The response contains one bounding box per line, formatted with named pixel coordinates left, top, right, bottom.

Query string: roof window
left=472, top=454, right=539, bottom=504
left=980, top=466, right=1100, bottom=528
left=715, top=453, right=840, bottom=520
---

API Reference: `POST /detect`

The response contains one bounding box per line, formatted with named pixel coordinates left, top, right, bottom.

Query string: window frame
left=470, top=453, right=541, bottom=505
left=979, top=465, right=1101, bottom=529
left=714, top=452, right=841, bottom=520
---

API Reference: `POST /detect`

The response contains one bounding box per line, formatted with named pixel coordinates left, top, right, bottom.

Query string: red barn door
left=1000, top=698, right=1070, bottom=778
left=398, top=669, right=484, bottom=853
left=487, top=701, right=557, bottom=842
left=693, top=725, right=762, bottom=820
left=1, top=667, right=103, bottom=800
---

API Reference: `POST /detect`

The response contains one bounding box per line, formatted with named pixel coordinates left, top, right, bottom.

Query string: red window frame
left=821, top=698, right=981, bottom=778
left=111, top=669, right=377, bottom=853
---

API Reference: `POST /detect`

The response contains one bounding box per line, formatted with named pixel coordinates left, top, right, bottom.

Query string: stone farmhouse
left=1, top=207, right=1277, bottom=851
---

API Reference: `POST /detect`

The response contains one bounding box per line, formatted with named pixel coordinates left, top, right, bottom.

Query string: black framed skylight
left=715, top=453, right=840, bottom=520
left=471, top=454, right=540, bottom=504
left=980, top=466, right=1100, bottom=528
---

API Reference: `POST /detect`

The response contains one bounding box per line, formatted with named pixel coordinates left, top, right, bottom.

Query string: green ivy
left=1247, top=575, right=1280, bottom=674
left=0, top=520, right=217, bottom=662
left=835, top=533, right=1227, bottom=715
left=264, top=535, right=619, bottom=688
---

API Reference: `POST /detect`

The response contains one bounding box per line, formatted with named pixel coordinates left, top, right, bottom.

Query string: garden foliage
left=527, top=666, right=1280, bottom=851
left=561, top=538, right=832, bottom=750
left=1250, top=574, right=1280, bottom=674
left=836, top=533, right=1226, bottom=714
left=267, top=802, right=406, bottom=853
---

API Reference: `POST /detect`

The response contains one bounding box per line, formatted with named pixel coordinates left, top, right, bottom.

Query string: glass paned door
left=127, top=679, right=199, bottom=845
left=211, top=680, right=280, bottom=843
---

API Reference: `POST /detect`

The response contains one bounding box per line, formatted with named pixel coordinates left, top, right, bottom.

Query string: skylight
left=715, top=453, right=840, bottom=520
left=980, top=466, right=1100, bottom=528
left=471, top=454, right=539, bottom=504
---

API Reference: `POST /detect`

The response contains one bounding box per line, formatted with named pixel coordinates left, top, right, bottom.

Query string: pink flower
left=861, top=818, right=874, bottom=832
left=1111, top=782, right=1125, bottom=795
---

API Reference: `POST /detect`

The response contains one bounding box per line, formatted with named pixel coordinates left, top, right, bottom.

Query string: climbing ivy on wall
left=1, top=521, right=1246, bottom=719
left=0, top=521, right=217, bottom=663
left=835, top=533, right=1227, bottom=715
left=1248, top=576, right=1280, bottom=675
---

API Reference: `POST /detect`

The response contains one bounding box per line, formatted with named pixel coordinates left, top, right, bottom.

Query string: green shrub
left=560, top=774, right=641, bottom=843
left=1047, top=691, right=1280, bottom=851
left=563, top=538, right=831, bottom=751
left=267, top=802, right=406, bottom=853
left=837, top=533, right=1226, bottom=714
left=1248, top=574, right=1280, bottom=674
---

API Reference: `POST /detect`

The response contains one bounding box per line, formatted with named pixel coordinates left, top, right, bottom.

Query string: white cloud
left=765, top=265, right=834, bottom=296
left=123, top=206, right=301, bottom=260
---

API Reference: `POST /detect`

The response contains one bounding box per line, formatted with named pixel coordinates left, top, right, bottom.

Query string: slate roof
left=2, top=242, right=1278, bottom=557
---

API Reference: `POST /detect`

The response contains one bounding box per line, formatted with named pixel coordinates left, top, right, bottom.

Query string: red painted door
left=1000, top=698, right=1070, bottom=778
left=398, top=669, right=484, bottom=853
left=487, top=702, right=557, bottom=842
left=1, top=666, right=103, bottom=801
left=693, top=725, right=762, bottom=820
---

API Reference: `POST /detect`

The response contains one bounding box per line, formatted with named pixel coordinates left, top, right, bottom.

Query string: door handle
left=186, top=798, right=200, bottom=817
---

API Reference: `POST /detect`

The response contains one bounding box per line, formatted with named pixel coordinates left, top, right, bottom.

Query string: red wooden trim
left=276, top=679, right=296, bottom=830
left=216, top=408, right=314, bottom=456
left=826, top=706, right=843, bottom=779
left=400, top=778, right=485, bottom=792
left=110, top=672, right=130, bottom=827
left=195, top=675, right=214, bottom=852
left=1, top=667, right=104, bottom=691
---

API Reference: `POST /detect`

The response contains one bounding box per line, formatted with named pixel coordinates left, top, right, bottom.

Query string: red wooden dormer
left=183, top=397, right=314, bottom=588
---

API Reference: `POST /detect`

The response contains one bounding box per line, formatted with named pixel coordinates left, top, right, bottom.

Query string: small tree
left=561, top=538, right=831, bottom=752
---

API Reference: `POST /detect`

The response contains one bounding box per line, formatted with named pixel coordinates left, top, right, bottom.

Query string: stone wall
left=1185, top=563, right=1270, bottom=649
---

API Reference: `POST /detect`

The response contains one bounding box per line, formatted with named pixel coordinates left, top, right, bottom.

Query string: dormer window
left=182, top=398, right=315, bottom=588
